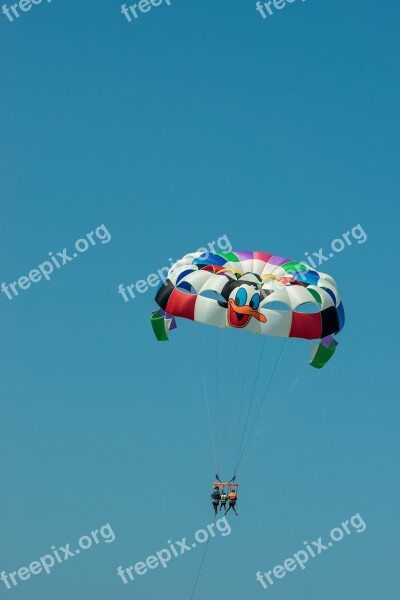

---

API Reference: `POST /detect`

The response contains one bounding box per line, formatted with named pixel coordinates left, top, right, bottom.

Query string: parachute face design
left=151, top=250, right=345, bottom=367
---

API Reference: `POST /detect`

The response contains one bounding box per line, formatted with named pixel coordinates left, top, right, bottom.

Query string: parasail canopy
left=151, top=250, right=344, bottom=368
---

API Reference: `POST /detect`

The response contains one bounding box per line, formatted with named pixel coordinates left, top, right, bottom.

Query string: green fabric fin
left=310, top=336, right=338, bottom=369
left=151, top=311, right=170, bottom=341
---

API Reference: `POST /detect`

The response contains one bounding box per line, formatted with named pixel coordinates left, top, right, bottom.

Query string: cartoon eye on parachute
left=150, top=250, right=345, bottom=493
left=151, top=250, right=344, bottom=368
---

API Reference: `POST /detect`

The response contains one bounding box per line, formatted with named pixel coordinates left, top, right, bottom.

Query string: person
left=220, top=489, right=227, bottom=511
left=211, top=485, right=221, bottom=516
left=225, top=489, right=238, bottom=516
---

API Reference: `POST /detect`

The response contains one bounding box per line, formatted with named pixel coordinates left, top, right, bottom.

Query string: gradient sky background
left=1, top=0, right=399, bottom=598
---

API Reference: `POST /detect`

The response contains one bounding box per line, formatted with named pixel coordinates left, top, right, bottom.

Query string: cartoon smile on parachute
left=227, top=285, right=267, bottom=328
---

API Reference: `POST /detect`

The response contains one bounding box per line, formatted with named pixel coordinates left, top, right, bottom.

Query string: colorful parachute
left=151, top=249, right=346, bottom=483
left=151, top=250, right=344, bottom=368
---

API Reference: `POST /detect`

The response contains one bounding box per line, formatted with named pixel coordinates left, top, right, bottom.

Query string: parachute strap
left=212, top=482, right=239, bottom=491
left=150, top=309, right=177, bottom=341
left=310, top=335, right=338, bottom=369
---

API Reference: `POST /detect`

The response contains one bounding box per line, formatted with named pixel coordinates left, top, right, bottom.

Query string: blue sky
left=1, top=0, right=399, bottom=598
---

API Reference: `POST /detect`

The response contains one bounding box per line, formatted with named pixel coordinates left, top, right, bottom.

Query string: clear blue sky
left=1, top=1, right=399, bottom=598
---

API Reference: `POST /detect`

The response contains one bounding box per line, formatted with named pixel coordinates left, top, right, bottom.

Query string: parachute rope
left=233, top=335, right=267, bottom=474
left=251, top=343, right=305, bottom=444
left=176, top=333, right=214, bottom=468
left=189, top=514, right=216, bottom=600
left=260, top=348, right=308, bottom=434
left=215, top=328, right=221, bottom=474
left=264, top=364, right=310, bottom=436
left=238, top=362, right=310, bottom=474
left=233, top=335, right=249, bottom=474
left=218, top=332, right=242, bottom=472
left=195, top=326, right=218, bottom=475
left=234, top=338, right=288, bottom=475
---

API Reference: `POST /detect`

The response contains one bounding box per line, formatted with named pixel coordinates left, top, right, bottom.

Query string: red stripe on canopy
left=289, top=312, right=322, bottom=340
left=165, top=288, right=197, bottom=321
